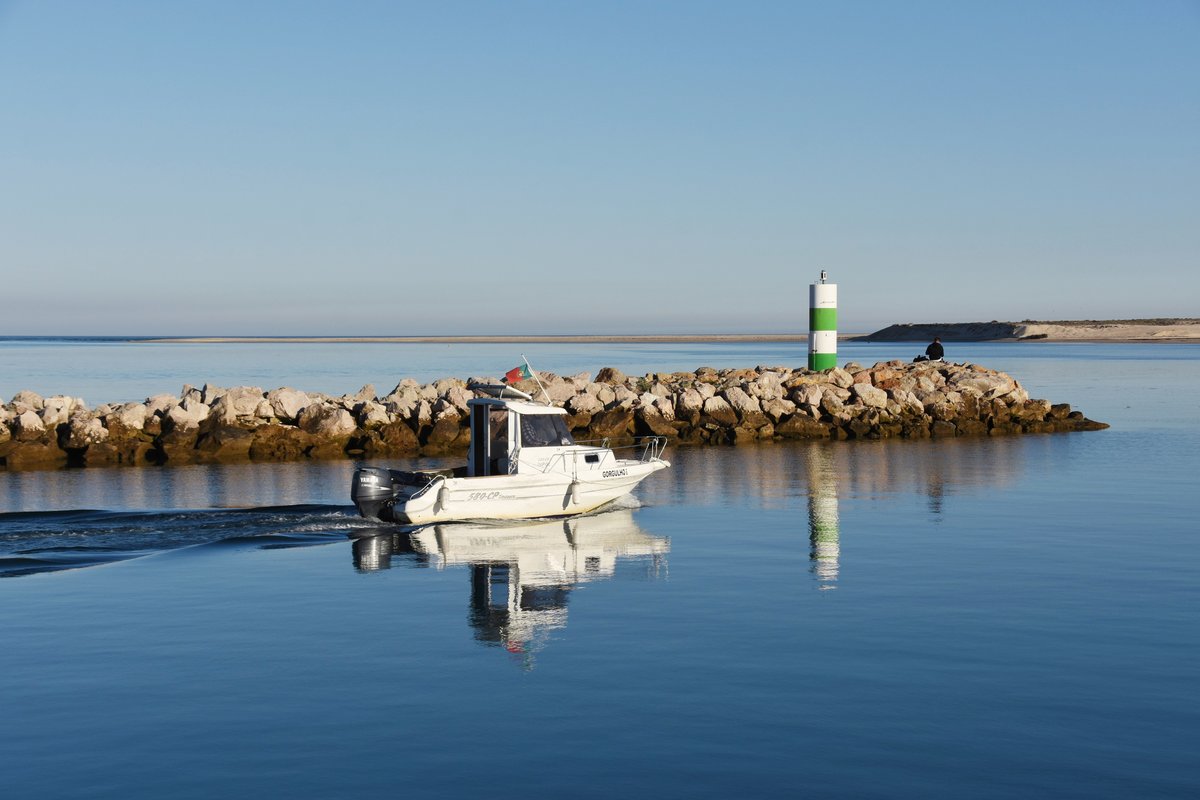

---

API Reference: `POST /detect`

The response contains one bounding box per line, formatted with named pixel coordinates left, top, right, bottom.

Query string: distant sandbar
left=857, top=319, right=1200, bottom=343
left=140, top=320, right=1200, bottom=345
left=142, top=334, right=817, bottom=344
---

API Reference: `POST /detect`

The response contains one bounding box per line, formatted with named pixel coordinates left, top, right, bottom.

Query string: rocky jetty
left=0, top=361, right=1107, bottom=472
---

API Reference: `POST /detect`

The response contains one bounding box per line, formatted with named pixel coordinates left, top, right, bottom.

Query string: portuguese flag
left=502, top=364, right=533, bottom=384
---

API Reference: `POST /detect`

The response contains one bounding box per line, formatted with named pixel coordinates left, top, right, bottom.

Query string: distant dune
left=857, top=319, right=1200, bottom=343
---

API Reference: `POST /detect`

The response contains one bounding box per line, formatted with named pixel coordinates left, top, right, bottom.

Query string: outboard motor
left=352, top=467, right=398, bottom=521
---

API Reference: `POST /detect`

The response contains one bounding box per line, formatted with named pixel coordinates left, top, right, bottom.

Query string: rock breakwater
left=0, top=361, right=1107, bottom=472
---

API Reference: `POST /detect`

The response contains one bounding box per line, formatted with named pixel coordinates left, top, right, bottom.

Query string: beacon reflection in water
left=805, top=444, right=840, bottom=591
left=352, top=508, right=669, bottom=664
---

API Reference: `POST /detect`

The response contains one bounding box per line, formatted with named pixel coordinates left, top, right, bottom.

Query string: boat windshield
left=518, top=414, right=575, bottom=447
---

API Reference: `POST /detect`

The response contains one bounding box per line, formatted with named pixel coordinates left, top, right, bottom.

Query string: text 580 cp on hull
left=351, top=386, right=669, bottom=525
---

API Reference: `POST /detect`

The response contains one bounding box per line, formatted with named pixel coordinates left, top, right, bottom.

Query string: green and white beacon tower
left=808, top=270, right=838, bottom=371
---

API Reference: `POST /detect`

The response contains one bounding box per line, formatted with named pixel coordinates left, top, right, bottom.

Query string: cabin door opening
left=469, top=405, right=509, bottom=477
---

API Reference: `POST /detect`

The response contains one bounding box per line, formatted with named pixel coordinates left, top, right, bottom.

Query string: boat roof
left=467, top=396, right=568, bottom=416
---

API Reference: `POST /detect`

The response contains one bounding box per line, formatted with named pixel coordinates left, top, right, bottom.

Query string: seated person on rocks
left=924, top=337, right=944, bottom=361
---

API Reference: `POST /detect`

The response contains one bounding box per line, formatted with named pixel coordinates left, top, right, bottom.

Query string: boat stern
left=351, top=467, right=398, bottom=521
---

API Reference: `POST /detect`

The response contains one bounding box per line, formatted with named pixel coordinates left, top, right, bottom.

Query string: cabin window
left=489, top=410, right=509, bottom=452
left=518, top=414, right=574, bottom=447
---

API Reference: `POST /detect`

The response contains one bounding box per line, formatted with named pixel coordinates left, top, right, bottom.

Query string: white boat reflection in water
left=352, top=507, right=669, bottom=666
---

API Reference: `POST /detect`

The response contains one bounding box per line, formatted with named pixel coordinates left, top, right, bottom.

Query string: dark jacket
left=925, top=341, right=944, bottom=360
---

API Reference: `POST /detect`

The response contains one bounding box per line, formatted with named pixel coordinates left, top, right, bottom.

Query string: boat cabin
left=466, top=396, right=577, bottom=477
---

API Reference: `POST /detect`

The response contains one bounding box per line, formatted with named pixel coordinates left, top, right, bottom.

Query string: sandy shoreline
left=140, top=325, right=1200, bottom=345
left=141, top=334, right=817, bottom=344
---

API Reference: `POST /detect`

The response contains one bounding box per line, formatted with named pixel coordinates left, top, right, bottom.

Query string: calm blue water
left=1, top=341, right=1198, bottom=798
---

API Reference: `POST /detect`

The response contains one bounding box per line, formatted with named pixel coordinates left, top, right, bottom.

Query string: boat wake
left=0, top=504, right=375, bottom=578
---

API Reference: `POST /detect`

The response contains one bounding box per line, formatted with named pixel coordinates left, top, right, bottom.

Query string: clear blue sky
left=1, top=1, right=1196, bottom=335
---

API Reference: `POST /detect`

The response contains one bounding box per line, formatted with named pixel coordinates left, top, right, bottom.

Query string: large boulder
left=166, top=398, right=210, bottom=431
left=953, top=373, right=1016, bottom=400
left=851, top=384, right=888, bottom=409
left=12, top=410, right=47, bottom=442
left=701, top=396, right=739, bottom=427
left=609, top=385, right=636, bottom=409
left=588, top=408, right=635, bottom=439
left=820, top=393, right=846, bottom=418
left=567, top=393, right=604, bottom=416
left=63, top=417, right=109, bottom=449
left=112, top=403, right=149, bottom=431
left=1022, top=399, right=1052, bottom=419
left=2, top=442, right=66, bottom=470
left=40, top=396, right=77, bottom=427
left=635, top=404, right=676, bottom=438
left=675, top=388, right=705, bottom=421
left=10, top=390, right=44, bottom=414
left=762, top=397, right=797, bottom=423
left=192, top=426, right=253, bottom=461
left=384, top=392, right=420, bottom=422
left=542, top=377, right=577, bottom=403
left=145, top=394, right=178, bottom=416
left=595, top=367, right=626, bottom=385
left=368, top=421, right=420, bottom=455
left=747, top=371, right=786, bottom=401
left=827, top=367, right=854, bottom=389
left=298, top=403, right=357, bottom=438
left=249, top=425, right=315, bottom=461
left=387, top=378, right=421, bottom=396
left=213, top=386, right=266, bottom=420
left=792, top=384, right=823, bottom=414
left=721, top=387, right=769, bottom=429
left=422, top=416, right=467, bottom=453
left=351, top=384, right=377, bottom=403
left=412, top=400, right=434, bottom=428
left=775, top=415, right=831, bottom=439
left=356, top=401, right=391, bottom=428
left=443, top=385, right=475, bottom=414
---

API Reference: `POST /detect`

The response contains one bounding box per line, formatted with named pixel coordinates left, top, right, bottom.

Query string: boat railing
left=513, top=437, right=668, bottom=477
left=571, top=436, right=668, bottom=463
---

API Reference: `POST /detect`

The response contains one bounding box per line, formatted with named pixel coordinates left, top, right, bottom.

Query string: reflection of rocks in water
left=927, top=477, right=945, bottom=516
left=805, top=445, right=840, bottom=590
left=352, top=509, right=668, bottom=668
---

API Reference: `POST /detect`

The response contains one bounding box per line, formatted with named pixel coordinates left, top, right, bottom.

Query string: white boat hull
left=354, top=457, right=668, bottom=525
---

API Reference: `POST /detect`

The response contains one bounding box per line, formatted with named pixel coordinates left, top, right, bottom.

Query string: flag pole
left=522, top=354, right=550, bottom=403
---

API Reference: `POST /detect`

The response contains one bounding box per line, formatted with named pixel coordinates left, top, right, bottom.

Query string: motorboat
left=351, top=385, right=670, bottom=524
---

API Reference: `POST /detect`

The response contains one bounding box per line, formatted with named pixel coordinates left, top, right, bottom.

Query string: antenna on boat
left=522, top=354, right=551, bottom=403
